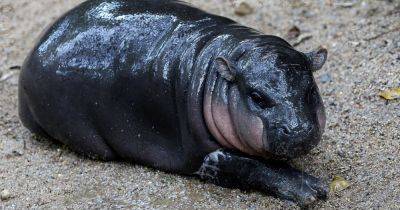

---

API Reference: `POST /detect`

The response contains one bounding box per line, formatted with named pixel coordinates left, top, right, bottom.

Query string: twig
left=365, top=26, right=400, bottom=41
left=9, top=65, right=21, bottom=70
left=292, top=34, right=313, bottom=47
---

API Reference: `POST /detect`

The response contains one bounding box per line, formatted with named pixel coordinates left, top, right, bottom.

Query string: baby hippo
left=19, top=0, right=329, bottom=206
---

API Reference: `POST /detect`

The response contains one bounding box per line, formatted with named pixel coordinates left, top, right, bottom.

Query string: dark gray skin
left=19, top=0, right=329, bottom=206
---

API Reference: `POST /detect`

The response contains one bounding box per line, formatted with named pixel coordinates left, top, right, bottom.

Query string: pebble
left=1, top=189, right=11, bottom=201
left=319, top=73, right=333, bottom=83
left=0, top=71, right=19, bottom=85
left=12, top=150, right=24, bottom=156
left=234, top=2, right=254, bottom=16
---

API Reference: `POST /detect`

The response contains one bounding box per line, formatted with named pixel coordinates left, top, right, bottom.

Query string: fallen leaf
left=287, top=26, right=301, bottom=40
left=379, top=88, right=400, bottom=100
left=235, top=2, right=254, bottom=16
left=330, top=176, right=350, bottom=192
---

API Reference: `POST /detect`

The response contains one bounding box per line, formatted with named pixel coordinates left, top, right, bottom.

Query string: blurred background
left=0, top=0, right=399, bottom=209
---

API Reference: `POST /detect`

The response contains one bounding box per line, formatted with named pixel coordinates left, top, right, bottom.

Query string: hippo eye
left=250, top=92, right=275, bottom=109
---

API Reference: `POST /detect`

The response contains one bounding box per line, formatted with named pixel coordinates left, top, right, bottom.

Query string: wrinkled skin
left=204, top=48, right=327, bottom=158
left=19, top=0, right=328, bottom=207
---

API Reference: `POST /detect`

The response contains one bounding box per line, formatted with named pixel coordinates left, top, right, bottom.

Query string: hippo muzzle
left=264, top=86, right=327, bottom=158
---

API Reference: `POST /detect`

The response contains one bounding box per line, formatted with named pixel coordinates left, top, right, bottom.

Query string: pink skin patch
left=228, top=86, right=265, bottom=155
left=235, top=110, right=264, bottom=154
left=212, top=97, right=248, bottom=153
left=204, top=94, right=234, bottom=149
left=203, top=78, right=265, bottom=156
left=211, top=78, right=246, bottom=151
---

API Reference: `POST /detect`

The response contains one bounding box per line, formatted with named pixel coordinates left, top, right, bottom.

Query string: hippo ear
left=215, top=57, right=236, bottom=82
left=305, top=47, right=328, bottom=72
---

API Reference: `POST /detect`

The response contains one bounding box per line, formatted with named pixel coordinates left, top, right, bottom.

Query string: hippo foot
left=195, top=149, right=328, bottom=207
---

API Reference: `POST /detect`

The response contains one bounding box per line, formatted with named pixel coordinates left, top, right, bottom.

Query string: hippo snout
left=266, top=124, right=321, bottom=159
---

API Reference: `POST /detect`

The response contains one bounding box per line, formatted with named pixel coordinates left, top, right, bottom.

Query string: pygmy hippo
left=19, top=0, right=329, bottom=206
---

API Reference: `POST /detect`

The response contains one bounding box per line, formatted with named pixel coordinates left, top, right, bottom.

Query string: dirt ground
left=0, top=0, right=399, bottom=209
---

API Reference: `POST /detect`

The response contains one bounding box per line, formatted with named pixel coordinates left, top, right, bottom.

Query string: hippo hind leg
left=54, top=121, right=119, bottom=161
left=18, top=91, right=48, bottom=137
left=19, top=93, right=118, bottom=161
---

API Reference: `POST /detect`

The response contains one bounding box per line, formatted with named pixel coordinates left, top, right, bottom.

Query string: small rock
left=366, top=7, right=378, bottom=17
left=1, top=189, right=11, bottom=201
left=350, top=41, right=360, bottom=47
left=319, top=73, right=332, bottom=83
left=337, top=149, right=346, bottom=158
left=12, top=150, right=24, bottom=156
left=300, top=9, right=315, bottom=18
left=234, top=2, right=254, bottom=16
left=0, top=71, right=19, bottom=85
left=336, top=1, right=358, bottom=8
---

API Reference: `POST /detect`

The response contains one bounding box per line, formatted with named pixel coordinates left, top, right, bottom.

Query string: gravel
left=1, top=0, right=399, bottom=209
left=1, top=190, right=11, bottom=201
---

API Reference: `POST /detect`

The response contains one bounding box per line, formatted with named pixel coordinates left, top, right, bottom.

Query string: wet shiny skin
left=19, top=0, right=329, bottom=206
left=20, top=0, right=325, bottom=172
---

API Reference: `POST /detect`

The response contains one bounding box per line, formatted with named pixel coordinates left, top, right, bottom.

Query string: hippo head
left=204, top=44, right=327, bottom=159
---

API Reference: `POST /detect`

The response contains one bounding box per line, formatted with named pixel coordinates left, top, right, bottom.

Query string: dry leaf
left=287, top=26, right=301, bottom=40
left=330, top=176, right=350, bottom=192
left=235, top=2, right=254, bottom=16
left=379, top=88, right=400, bottom=100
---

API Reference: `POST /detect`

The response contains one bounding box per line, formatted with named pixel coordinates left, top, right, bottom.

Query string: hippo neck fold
left=202, top=54, right=271, bottom=156
left=184, top=31, right=241, bottom=153
left=182, top=29, right=268, bottom=156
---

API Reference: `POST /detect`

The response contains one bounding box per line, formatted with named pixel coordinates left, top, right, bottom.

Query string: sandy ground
left=1, top=0, right=399, bottom=209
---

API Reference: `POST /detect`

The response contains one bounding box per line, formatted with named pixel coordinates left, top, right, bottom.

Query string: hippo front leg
left=195, top=149, right=328, bottom=207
